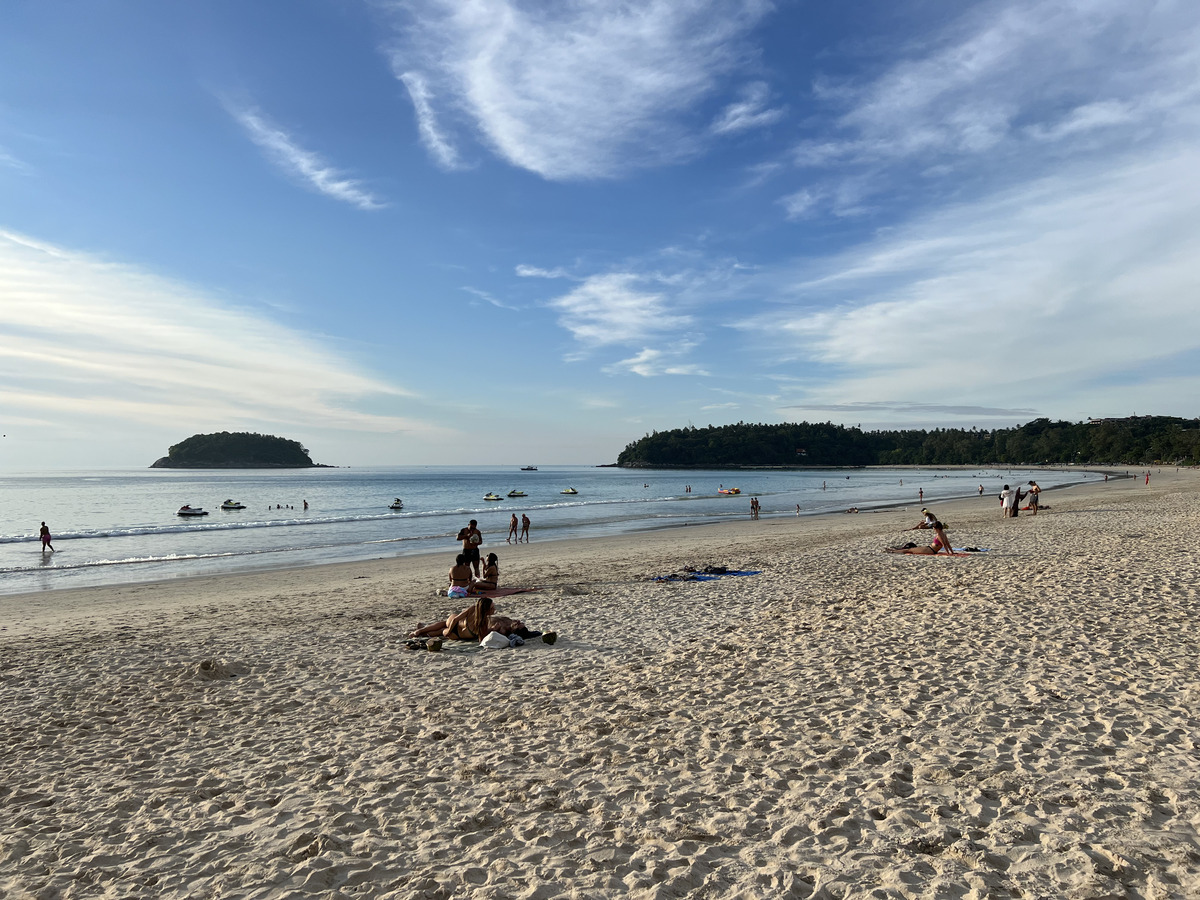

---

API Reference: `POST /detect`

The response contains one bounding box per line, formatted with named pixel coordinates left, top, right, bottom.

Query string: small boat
left=718, top=488, right=741, bottom=495
left=389, top=498, right=404, bottom=510
left=220, top=499, right=246, bottom=510
left=484, top=493, right=503, bottom=501
left=520, top=465, right=538, bottom=471
left=177, top=505, right=209, bottom=517
left=561, top=487, right=578, bottom=495
left=507, top=490, right=527, bottom=497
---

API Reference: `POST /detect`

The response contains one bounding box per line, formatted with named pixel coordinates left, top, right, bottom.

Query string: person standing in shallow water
left=520, top=514, right=531, bottom=543
left=507, top=513, right=518, bottom=543
left=39, top=522, right=54, bottom=552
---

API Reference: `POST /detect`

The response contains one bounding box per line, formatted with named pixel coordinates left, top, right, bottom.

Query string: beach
left=2, top=470, right=1198, bottom=899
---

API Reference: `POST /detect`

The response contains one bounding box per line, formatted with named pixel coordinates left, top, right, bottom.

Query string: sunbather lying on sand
left=885, top=520, right=955, bottom=555
left=410, top=597, right=494, bottom=640
left=487, top=614, right=527, bottom=637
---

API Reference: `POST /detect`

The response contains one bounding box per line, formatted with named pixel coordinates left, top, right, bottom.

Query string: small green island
left=150, top=432, right=330, bottom=469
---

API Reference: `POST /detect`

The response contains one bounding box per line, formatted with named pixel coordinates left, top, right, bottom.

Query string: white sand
left=2, top=470, right=1198, bottom=899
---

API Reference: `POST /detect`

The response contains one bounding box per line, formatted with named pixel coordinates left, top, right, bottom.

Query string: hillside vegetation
left=616, top=417, right=1200, bottom=468
left=151, top=432, right=321, bottom=468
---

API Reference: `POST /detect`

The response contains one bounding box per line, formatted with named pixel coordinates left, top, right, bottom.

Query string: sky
left=3, top=0, right=1200, bottom=468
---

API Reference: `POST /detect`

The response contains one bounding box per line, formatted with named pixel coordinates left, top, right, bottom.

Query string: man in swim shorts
left=1027, top=481, right=1041, bottom=515
left=461, top=519, right=483, bottom=576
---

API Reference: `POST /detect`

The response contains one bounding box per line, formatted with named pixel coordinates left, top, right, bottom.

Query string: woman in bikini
left=886, top=520, right=955, bottom=555
left=447, top=553, right=472, bottom=591
left=471, top=552, right=499, bottom=593
left=409, top=596, right=495, bottom=640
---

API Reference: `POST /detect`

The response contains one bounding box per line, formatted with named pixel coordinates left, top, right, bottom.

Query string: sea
left=0, top=464, right=1102, bottom=596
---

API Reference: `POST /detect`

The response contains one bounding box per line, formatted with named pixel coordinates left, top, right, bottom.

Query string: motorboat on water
left=177, top=505, right=209, bottom=517
left=560, top=487, right=578, bottom=494
left=520, top=465, right=538, bottom=471
left=220, top=499, right=246, bottom=510
left=484, top=493, right=504, bottom=501
left=507, top=490, right=527, bottom=497
left=389, top=498, right=404, bottom=510
left=717, top=488, right=741, bottom=495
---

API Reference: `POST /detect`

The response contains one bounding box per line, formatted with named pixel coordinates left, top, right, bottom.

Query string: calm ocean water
left=0, top=464, right=1099, bottom=595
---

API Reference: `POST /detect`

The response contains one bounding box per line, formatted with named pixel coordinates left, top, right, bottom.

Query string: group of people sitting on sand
left=448, top=550, right=500, bottom=596
left=406, top=519, right=553, bottom=646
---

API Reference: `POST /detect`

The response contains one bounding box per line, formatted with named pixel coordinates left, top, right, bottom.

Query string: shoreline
left=3, top=468, right=1196, bottom=898
left=0, top=465, right=1119, bottom=612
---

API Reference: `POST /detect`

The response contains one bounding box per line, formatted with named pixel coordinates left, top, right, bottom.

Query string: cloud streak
left=789, top=1, right=1200, bottom=214
left=0, top=231, right=436, bottom=441
left=740, top=142, right=1200, bottom=425
left=548, top=273, right=693, bottom=347
left=710, top=81, right=784, bottom=135
left=231, top=106, right=386, bottom=210
left=398, top=72, right=464, bottom=170
left=385, top=0, right=773, bottom=179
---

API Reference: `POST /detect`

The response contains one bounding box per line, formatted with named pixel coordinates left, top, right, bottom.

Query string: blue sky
left=3, top=0, right=1199, bottom=468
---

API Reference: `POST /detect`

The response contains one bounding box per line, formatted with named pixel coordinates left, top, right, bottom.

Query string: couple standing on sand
left=507, top=513, right=531, bottom=543
left=1000, top=481, right=1040, bottom=517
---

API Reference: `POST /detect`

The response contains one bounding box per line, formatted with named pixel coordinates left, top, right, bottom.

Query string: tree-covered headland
left=150, top=432, right=325, bottom=468
left=616, top=417, right=1200, bottom=468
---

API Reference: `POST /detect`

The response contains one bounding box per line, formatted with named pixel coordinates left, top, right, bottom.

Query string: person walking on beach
left=461, top=519, right=483, bottom=576
left=39, top=522, right=54, bottom=552
left=507, top=513, right=518, bottom=543
left=520, top=514, right=531, bottom=543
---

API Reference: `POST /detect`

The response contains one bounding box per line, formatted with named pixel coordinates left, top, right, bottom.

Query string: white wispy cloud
left=711, top=81, right=784, bottom=135
left=1, top=145, right=30, bottom=173
left=789, top=1, right=1200, bottom=213
left=780, top=188, right=820, bottom=220
left=398, top=71, right=465, bottom=170
left=462, top=286, right=518, bottom=310
left=1024, top=100, right=1137, bottom=142
left=740, top=142, right=1200, bottom=424
left=604, top=346, right=709, bottom=378
left=384, top=0, right=773, bottom=179
left=547, top=273, right=693, bottom=347
left=0, top=231, right=440, bottom=443
left=515, top=264, right=570, bottom=279
left=230, top=106, right=386, bottom=210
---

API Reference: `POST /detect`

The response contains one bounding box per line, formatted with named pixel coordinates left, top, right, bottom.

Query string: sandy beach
left=2, top=470, right=1198, bottom=899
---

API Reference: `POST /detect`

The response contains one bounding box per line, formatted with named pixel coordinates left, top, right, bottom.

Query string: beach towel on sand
left=652, top=569, right=762, bottom=582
